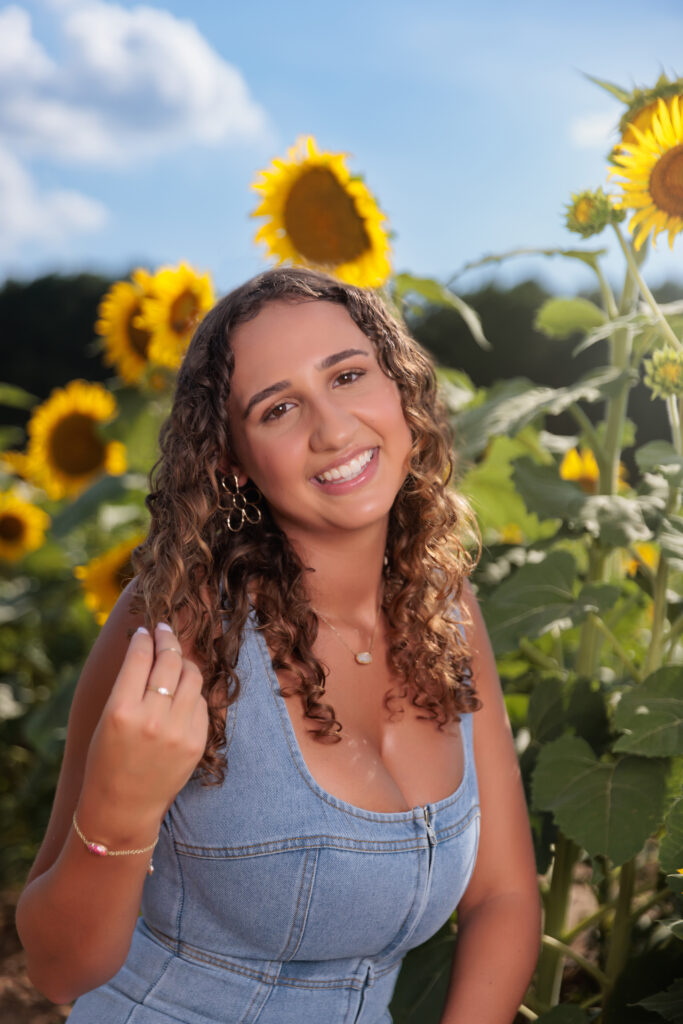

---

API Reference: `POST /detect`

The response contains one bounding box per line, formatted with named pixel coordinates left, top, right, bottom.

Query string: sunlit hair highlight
left=131, top=267, right=481, bottom=782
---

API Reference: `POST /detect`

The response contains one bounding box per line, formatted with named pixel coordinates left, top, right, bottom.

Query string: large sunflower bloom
left=140, top=263, right=214, bottom=370
left=251, top=136, right=392, bottom=288
left=610, top=96, right=683, bottom=250
left=74, top=532, right=145, bottom=624
left=24, top=380, right=127, bottom=500
left=0, top=490, right=50, bottom=562
left=95, top=269, right=157, bottom=386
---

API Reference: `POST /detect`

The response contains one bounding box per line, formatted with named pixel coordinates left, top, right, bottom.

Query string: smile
left=315, top=448, right=376, bottom=484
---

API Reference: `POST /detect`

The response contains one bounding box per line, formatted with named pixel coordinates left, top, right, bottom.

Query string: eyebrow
left=242, top=348, right=370, bottom=419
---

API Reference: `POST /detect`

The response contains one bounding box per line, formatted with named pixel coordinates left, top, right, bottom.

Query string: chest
left=277, top=631, right=465, bottom=813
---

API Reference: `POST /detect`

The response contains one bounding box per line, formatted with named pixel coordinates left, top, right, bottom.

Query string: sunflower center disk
left=284, top=167, right=371, bottom=265
left=126, top=302, right=152, bottom=358
left=650, top=143, right=683, bottom=216
left=170, top=290, right=199, bottom=335
left=0, top=514, right=25, bottom=542
left=49, top=413, right=106, bottom=476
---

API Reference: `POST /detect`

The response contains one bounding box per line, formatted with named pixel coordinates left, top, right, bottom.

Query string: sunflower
left=499, top=523, right=524, bottom=545
left=610, top=96, right=683, bottom=250
left=95, top=269, right=158, bottom=386
left=623, top=541, right=658, bottom=578
left=251, top=136, right=392, bottom=288
left=565, top=188, right=625, bottom=238
left=139, top=263, right=214, bottom=370
left=617, top=74, right=683, bottom=147
left=560, top=447, right=600, bottom=494
left=74, top=532, right=145, bottom=624
left=0, top=490, right=50, bottom=562
left=644, top=346, right=683, bottom=399
left=24, top=380, right=127, bottom=500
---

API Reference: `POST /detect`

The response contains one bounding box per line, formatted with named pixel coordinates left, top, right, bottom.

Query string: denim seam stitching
left=278, top=848, right=311, bottom=961
left=285, top=847, right=318, bottom=962
left=174, top=835, right=430, bottom=855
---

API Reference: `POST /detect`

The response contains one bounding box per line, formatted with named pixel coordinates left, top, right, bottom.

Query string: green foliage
left=613, top=669, right=683, bottom=757
left=535, top=296, right=607, bottom=339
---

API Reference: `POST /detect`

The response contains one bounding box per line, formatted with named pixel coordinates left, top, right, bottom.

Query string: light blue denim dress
left=69, top=612, right=480, bottom=1023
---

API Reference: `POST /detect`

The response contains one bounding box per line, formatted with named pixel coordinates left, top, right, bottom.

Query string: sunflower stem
left=605, top=859, right=636, bottom=991
left=540, top=934, right=610, bottom=991
left=535, top=834, right=580, bottom=1007
left=645, top=554, right=669, bottom=675
left=568, top=402, right=609, bottom=477
left=593, top=262, right=619, bottom=321
left=666, top=395, right=682, bottom=455
left=612, top=224, right=683, bottom=351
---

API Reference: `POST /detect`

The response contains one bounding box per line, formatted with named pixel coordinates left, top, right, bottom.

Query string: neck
left=287, top=523, right=387, bottom=629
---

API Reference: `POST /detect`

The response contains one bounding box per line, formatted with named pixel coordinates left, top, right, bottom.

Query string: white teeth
left=317, top=448, right=374, bottom=484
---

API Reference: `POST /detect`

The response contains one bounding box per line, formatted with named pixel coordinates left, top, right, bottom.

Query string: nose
left=308, top=395, right=357, bottom=452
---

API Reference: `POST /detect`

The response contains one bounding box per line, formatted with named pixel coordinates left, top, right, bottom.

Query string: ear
left=217, top=458, right=248, bottom=487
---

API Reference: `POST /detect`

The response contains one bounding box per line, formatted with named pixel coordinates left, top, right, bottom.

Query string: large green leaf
left=567, top=677, right=611, bottom=756
left=528, top=677, right=565, bottom=744
left=532, top=735, right=668, bottom=865
left=660, top=798, right=683, bottom=875
left=481, top=550, right=578, bottom=654
left=393, top=273, right=491, bottom=349
left=534, top=296, right=606, bottom=340
left=667, top=873, right=683, bottom=896
left=637, top=979, right=683, bottom=1022
left=453, top=366, right=631, bottom=459
left=511, top=456, right=586, bottom=521
left=636, top=441, right=683, bottom=489
left=390, top=922, right=456, bottom=1022
left=614, top=668, right=683, bottom=757
left=658, top=515, right=683, bottom=571
left=578, top=494, right=652, bottom=547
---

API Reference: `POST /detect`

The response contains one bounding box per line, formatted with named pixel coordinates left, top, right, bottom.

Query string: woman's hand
left=77, top=623, right=209, bottom=845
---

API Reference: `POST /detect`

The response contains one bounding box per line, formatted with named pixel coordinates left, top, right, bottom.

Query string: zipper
left=423, top=805, right=437, bottom=847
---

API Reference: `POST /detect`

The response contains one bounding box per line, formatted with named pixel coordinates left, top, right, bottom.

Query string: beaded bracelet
left=72, top=812, right=158, bottom=875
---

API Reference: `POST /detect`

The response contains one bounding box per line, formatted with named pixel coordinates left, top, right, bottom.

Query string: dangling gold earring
left=218, top=474, right=262, bottom=532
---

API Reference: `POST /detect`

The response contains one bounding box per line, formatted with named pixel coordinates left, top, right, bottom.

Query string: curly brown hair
left=131, top=266, right=481, bottom=782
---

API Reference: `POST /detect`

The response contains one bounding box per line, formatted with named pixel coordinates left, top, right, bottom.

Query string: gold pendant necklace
left=315, top=591, right=383, bottom=666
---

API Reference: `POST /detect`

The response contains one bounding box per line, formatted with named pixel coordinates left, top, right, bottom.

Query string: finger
left=111, top=626, right=155, bottom=703
left=143, top=623, right=185, bottom=700
left=167, top=658, right=205, bottom=719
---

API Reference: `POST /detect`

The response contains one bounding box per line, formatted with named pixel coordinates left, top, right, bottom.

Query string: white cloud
left=569, top=111, right=619, bottom=149
left=0, top=2, right=268, bottom=164
left=0, top=143, right=108, bottom=258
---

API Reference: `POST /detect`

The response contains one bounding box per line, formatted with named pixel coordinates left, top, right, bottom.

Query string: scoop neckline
left=248, top=612, right=471, bottom=823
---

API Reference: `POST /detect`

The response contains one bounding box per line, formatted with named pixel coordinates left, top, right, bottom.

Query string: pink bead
left=87, top=841, right=109, bottom=857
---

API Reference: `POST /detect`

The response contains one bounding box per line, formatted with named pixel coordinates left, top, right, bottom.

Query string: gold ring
left=146, top=685, right=174, bottom=698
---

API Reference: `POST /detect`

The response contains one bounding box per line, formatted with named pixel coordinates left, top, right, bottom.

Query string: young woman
left=17, top=267, right=541, bottom=1023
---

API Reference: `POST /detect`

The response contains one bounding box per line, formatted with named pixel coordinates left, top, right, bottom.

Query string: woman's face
left=226, top=299, right=413, bottom=542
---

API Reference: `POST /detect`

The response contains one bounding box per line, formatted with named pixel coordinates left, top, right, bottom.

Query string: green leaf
left=450, top=246, right=608, bottom=281
left=528, top=678, right=565, bottom=744
left=658, top=515, right=683, bottom=571
left=614, top=668, right=683, bottom=757
left=482, top=550, right=603, bottom=654
left=532, top=735, right=668, bottom=865
left=390, top=923, right=456, bottom=1022
left=393, top=274, right=491, bottom=349
left=512, top=456, right=586, bottom=521
left=578, top=494, right=652, bottom=547
left=636, top=441, right=683, bottom=489
left=637, top=979, right=683, bottom=1021
left=0, top=382, right=37, bottom=409
left=566, top=677, right=611, bottom=756
left=671, top=920, right=683, bottom=940
left=0, top=426, right=25, bottom=450
left=535, top=1006, right=591, bottom=1024
left=584, top=73, right=632, bottom=104
left=660, top=798, right=683, bottom=874
left=49, top=473, right=133, bottom=538
left=534, top=297, right=607, bottom=340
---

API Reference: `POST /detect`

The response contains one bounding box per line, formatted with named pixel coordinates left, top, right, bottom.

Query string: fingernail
left=156, top=623, right=173, bottom=632
left=135, top=626, right=149, bottom=635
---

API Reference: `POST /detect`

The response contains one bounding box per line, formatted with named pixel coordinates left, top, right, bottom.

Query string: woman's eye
left=335, top=369, right=364, bottom=386
left=263, top=401, right=293, bottom=422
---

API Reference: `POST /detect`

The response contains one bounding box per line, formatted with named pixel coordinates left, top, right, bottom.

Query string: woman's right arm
left=15, top=582, right=209, bottom=1005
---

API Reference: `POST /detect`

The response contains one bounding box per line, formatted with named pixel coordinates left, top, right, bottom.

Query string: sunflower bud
left=643, top=346, right=683, bottom=400
left=565, top=188, right=625, bottom=238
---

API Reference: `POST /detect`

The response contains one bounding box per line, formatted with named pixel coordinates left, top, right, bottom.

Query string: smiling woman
left=16, top=267, right=541, bottom=1024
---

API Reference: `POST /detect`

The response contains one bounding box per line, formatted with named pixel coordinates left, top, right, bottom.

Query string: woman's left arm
left=440, top=580, right=542, bottom=1024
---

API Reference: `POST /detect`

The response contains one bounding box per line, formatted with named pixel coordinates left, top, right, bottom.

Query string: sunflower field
left=1, top=74, right=683, bottom=1024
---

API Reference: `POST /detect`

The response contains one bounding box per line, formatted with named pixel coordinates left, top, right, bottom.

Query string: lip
left=310, top=447, right=379, bottom=494
left=312, top=446, right=377, bottom=479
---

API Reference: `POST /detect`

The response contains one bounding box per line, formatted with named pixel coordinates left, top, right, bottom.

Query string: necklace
left=315, top=591, right=383, bottom=666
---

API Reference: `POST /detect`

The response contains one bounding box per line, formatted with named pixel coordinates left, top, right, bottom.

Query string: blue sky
left=2, top=0, right=683, bottom=297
